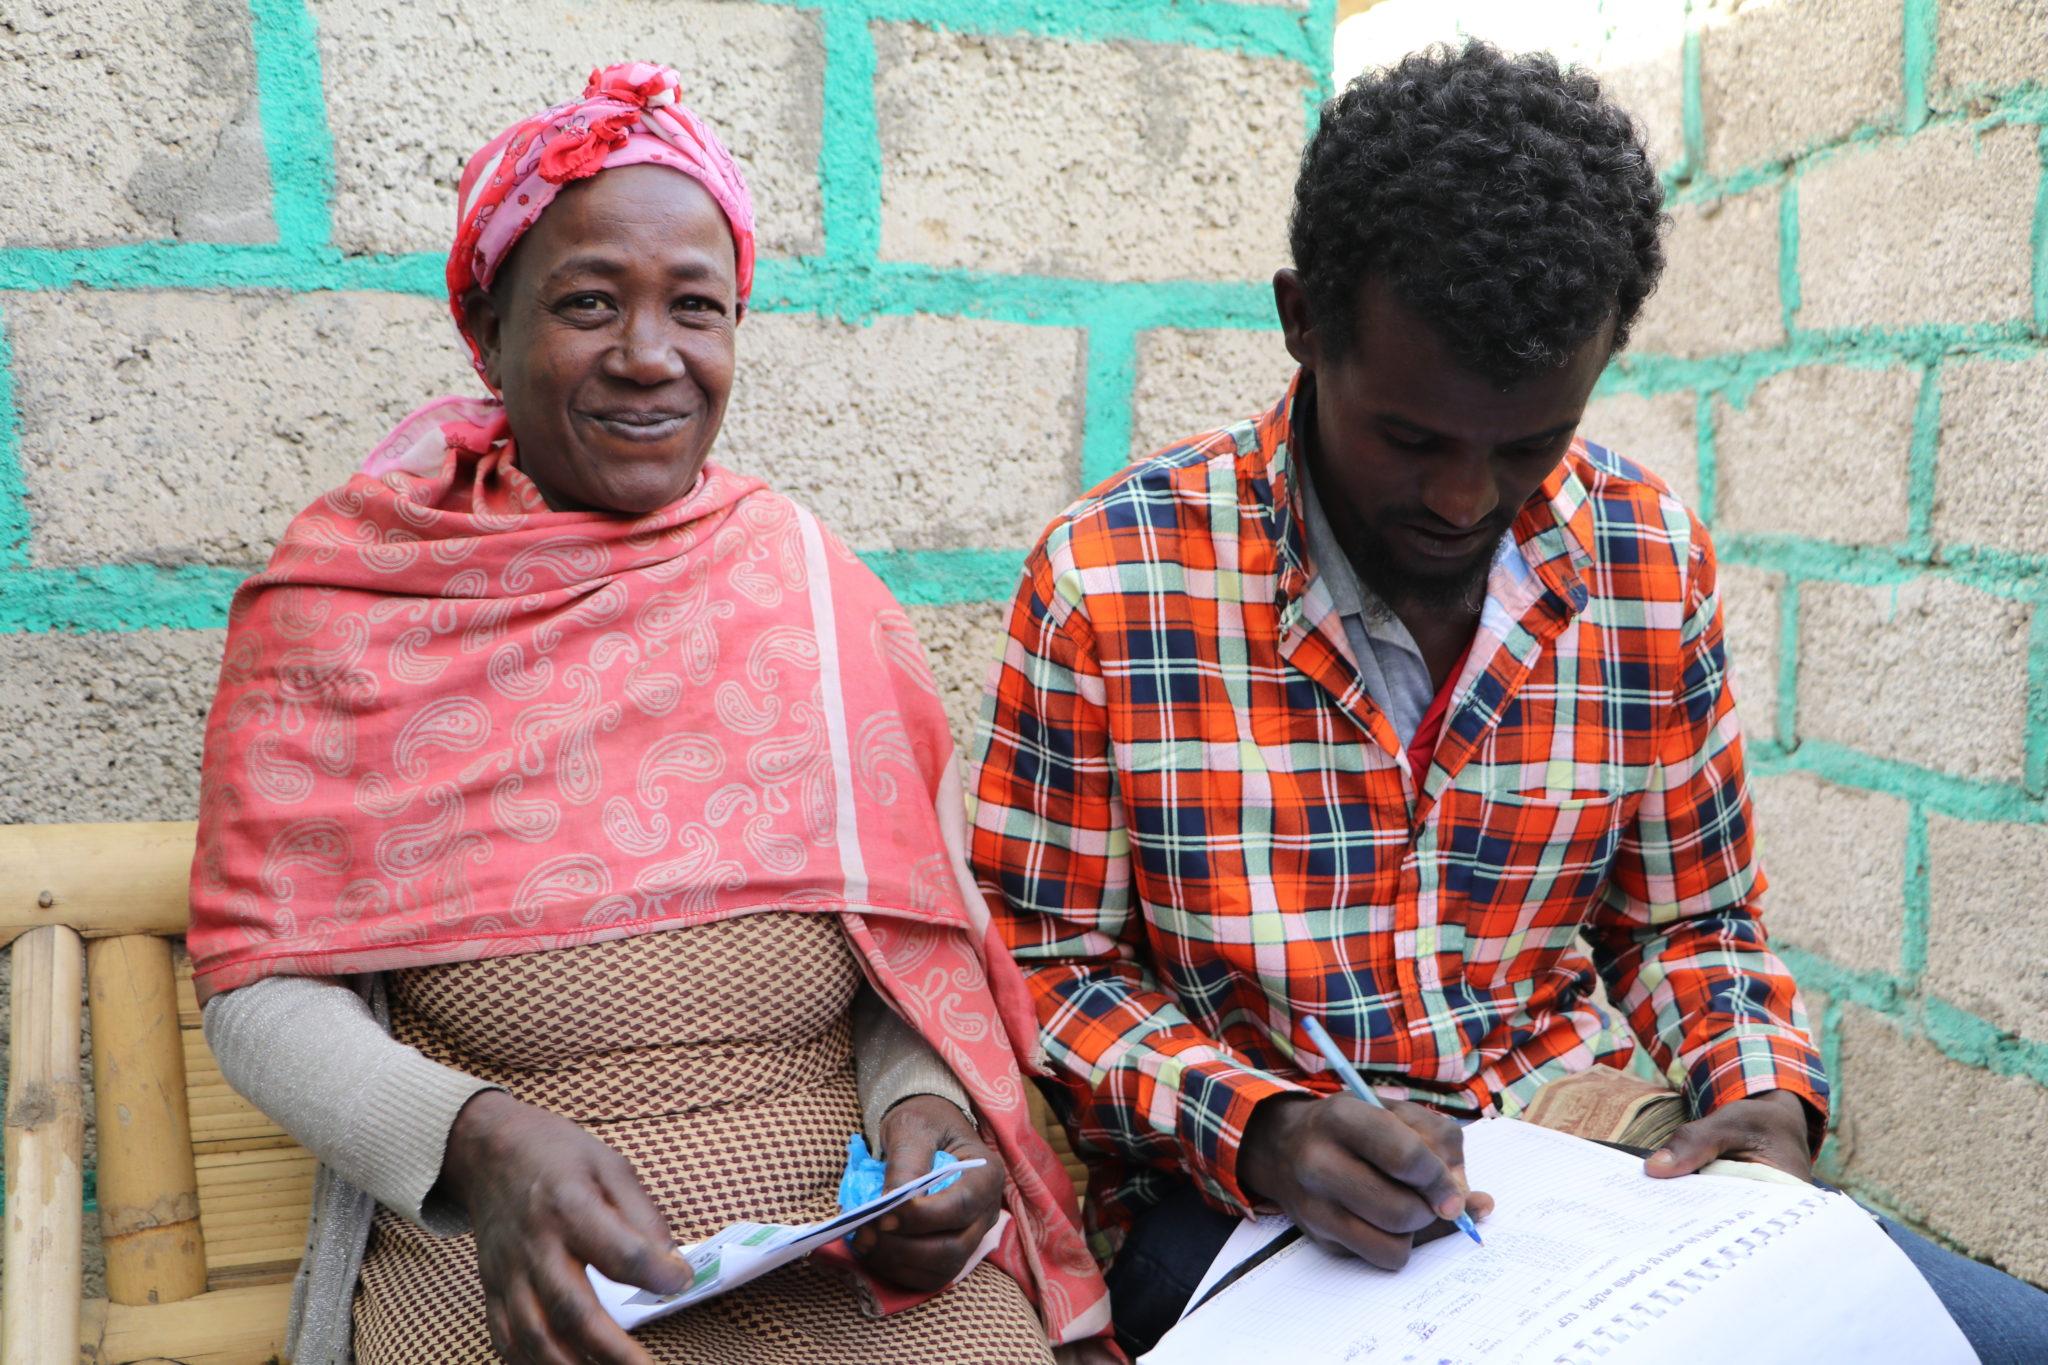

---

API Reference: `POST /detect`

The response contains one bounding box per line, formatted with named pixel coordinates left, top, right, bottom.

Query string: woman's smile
left=579, top=405, right=693, bottom=445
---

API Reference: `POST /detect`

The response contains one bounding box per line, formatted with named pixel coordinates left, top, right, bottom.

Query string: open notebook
left=1145, top=1120, right=1973, bottom=1364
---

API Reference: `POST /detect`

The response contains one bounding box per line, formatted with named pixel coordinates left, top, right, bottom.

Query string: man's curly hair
left=1290, top=41, right=1666, bottom=382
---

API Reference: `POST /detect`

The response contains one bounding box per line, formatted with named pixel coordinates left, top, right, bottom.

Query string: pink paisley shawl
left=187, top=442, right=1110, bottom=1345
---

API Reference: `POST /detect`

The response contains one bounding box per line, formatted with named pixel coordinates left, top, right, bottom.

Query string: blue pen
left=1300, top=1014, right=1483, bottom=1247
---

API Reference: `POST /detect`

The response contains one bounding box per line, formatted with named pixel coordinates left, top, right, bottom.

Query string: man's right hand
left=439, top=1089, right=690, bottom=1365
left=1236, top=1092, right=1494, bottom=1270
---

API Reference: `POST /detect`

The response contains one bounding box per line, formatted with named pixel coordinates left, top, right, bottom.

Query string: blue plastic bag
left=837, top=1133, right=960, bottom=1240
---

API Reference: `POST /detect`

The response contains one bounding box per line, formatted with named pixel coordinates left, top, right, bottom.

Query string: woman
left=188, top=63, right=1111, bottom=1365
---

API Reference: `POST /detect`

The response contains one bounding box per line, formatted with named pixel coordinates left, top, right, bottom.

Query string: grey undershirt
left=1294, top=458, right=1437, bottom=745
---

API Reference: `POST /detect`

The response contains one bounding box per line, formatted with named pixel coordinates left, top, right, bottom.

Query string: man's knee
left=1103, top=1181, right=1240, bottom=1356
left=1880, top=1215, right=2048, bottom=1365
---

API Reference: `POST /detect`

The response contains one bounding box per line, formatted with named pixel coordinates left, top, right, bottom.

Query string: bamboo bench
left=1, top=820, right=1092, bottom=1364
left=3, top=821, right=303, bottom=1364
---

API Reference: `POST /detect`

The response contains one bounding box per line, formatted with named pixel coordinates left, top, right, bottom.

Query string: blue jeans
left=1104, top=1178, right=2048, bottom=1363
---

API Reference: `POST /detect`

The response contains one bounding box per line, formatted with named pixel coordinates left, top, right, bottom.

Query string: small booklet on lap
left=588, top=1160, right=983, bottom=1331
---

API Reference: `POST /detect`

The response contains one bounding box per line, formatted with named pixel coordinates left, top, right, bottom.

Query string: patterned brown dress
left=351, top=914, right=1053, bottom=1363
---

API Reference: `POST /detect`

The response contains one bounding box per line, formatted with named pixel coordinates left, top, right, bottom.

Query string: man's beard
left=1340, top=515, right=1504, bottom=620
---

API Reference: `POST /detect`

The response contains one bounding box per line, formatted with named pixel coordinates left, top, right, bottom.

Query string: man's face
left=1277, top=273, right=1614, bottom=611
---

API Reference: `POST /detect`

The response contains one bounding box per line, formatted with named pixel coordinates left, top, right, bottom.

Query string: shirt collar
left=1294, top=449, right=1433, bottom=660
left=1252, top=370, right=1596, bottom=625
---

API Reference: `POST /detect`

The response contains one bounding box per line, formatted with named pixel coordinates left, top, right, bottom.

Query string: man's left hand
left=1645, top=1090, right=1815, bottom=1182
left=853, top=1094, right=1006, bottom=1290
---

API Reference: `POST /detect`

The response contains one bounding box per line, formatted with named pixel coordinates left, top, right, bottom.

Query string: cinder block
left=1798, top=577, right=2031, bottom=782
left=1926, top=816, right=2048, bottom=1038
left=1718, top=562, right=1783, bottom=745
left=1750, top=773, right=1906, bottom=975
left=719, top=314, right=1084, bottom=551
left=0, top=629, right=223, bottom=824
left=0, top=0, right=271, bottom=245
left=1714, top=365, right=1916, bottom=545
left=311, top=0, right=824, bottom=258
left=1699, top=0, right=1902, bottom=172
left=1594, top=49, right=1687, bottom=178
left=9, top=291, right=474, bottom=567
left=1834, top=1005, right=2048, bottom=1285
left=1629, top=188, right=1782, bottom=359
left=1579, top=390, right=1699, bottom=511
left=1797, top=122, right=2038, bottom=329
left=905, top=601, right=1011, bottom=756
left=875, top=25, right=1305, bottom=281
left=1130, top=329, right=1295, bottom=459
left=1933, top=354, right=2048, bottom=557
left=1936, top=0, right=2048, bottom=104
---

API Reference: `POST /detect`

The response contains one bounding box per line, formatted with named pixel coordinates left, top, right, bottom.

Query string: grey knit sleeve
left=850, top=983, right=973, bottom=1149
left=202, top=974, right=500, bottom=1235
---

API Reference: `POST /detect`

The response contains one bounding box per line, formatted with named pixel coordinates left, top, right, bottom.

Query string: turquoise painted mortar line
left=1919, top=994, right=2048, bottom=1085
left=0, top=565, right=251, bottom=634
left=1677, top=23, right=1703, bottom=182
left=2033, top=124, right=2048, bottom=333
left=757, top=260, right=1280, bottom=329
left=857, top=547, right=1026, bottom=605
left=1904, top=365, right=1941, bottom=558
left=1776, top=176, right=1801, bottom=334
left=1690, top=390, right=1716, bottom=530
left=1815, top=996, right=1845, bottom=1121
left=0, top=244, right=1280, bottom=333
left=0, top=243, right=443, bottom=294
left=2027, top=604, right=2048, bottom=796
left=1901, top=0, right=1936, bottom=136
left=819, top=6, right=883, bottom=266
left=0, top=242, right=1282, bottom=333
left=0, top=305, right=27, bottom=569
left=1900, top=804, right=1930, bottom=987
left=760, top=0, right=1325, bottom=65
left=1752, top=739, right=2048, bottom=826
left=1602, top=327, right=2045, bottom=409
left=1760, top=949, right=2048, bottom=1090
left=1297, top=0, right=1338, bottom=130
left=1717, top=533, right=2048, bottom=602
left=0, top=551, right=1025, bottom=634
left=247, top=0, right=333, bottom=251
left=1666, top=79, right=2048, bottom=213
left=1772, top=577, right=1800, bottom=747
left=1080, top=324, right=1140, bottom=491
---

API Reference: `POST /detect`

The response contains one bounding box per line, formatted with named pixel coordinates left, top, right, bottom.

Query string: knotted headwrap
left=452, top=60, right=755, bottom=363
left=364, top=61, right=756, bottom=480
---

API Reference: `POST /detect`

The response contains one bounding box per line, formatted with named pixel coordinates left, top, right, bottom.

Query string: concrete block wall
left=1344, top=0, right=2048, bottom=1288
left=0, top=0, right=1334, bottom=778
left=0, top=0, right=1331, bottom=1277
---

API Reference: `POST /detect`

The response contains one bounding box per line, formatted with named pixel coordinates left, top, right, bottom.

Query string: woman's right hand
left=440, top=1089, right=690, bottom=1364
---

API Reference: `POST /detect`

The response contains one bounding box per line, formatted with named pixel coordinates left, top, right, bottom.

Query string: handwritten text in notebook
left=1144, top=1120, right=1972, bottom=1364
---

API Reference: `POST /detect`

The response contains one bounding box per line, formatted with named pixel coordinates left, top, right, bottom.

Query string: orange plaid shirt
left=966, top=377, right=1827, bottom=1240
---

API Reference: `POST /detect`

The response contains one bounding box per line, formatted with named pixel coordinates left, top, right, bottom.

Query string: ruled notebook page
left=1144, top=1119, right=1973, bottom=1365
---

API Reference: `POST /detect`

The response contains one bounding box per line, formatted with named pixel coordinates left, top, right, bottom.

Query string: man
left=966, top=42, right=2048, bottom=1361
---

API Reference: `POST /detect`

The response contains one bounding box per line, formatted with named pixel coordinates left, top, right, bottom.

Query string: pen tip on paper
left=1458, top=1216, right=1483, bottom=1246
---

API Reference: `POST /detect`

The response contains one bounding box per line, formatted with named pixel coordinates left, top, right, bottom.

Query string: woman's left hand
left=853, top=1093, right=1006, bottom=1290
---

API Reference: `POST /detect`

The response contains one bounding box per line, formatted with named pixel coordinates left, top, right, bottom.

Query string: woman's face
left=467, top=164, right=740, bottom=515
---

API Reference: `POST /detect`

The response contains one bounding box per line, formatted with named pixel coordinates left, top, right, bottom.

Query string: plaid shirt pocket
left=1441, top=785, right=1633, bottom=989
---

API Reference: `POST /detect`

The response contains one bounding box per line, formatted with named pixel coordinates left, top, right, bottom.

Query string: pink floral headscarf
left=363, top=62, right=756, bottom=480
